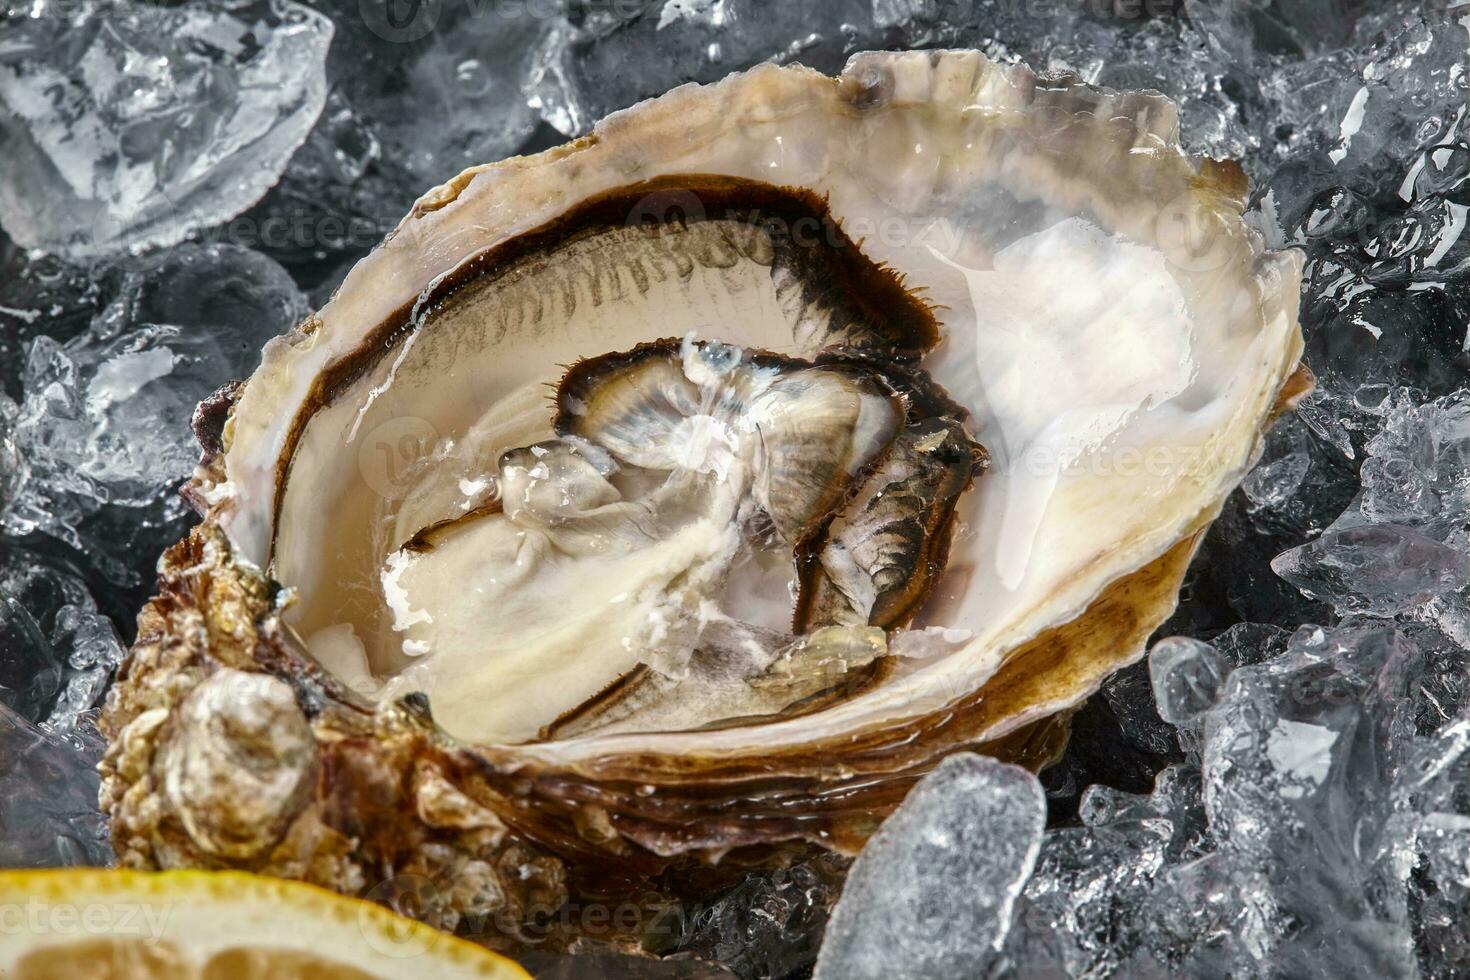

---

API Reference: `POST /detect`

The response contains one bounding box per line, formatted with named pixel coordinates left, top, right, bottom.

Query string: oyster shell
left=100, top=50, right=1306, bottom=944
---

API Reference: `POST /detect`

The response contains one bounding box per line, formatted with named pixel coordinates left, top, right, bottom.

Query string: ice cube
left=1211, top=621, right=1293, bottom=669
left=1149, top=636, right=1230, bottom=729
left=0, top=585, right=63, bottom=722
left=1003, top=794, right=1173, bottom=978
left=1242, top=448, right=1312, bottom=514
left=1356, top=390, right=1470, bottom=539
left=1186, top=0, right=1370, bottom=63
left=1003, top=618, right=1450, bottom=976
left=0, top=0, right=332, bottom=258
left=47, top=604, right=126, bottom=733
left=0, top=233, right=113, bottom=394
left=0, top=245, right=306, bottom=564
left=0, top=546, right=126, bottom=730
left=0, top=704, right=112, bottom=868
left=1271, top=524, right=1470, bottom=616
left=1264, top=10, right=1470, bottom=184
left=1198, top=623, right=1422, bottom=976
left=669, top=855, right=846, bottom=979
left=814, top=753, right=1045, bottom=980
left=1102, top=659, right=1179, bottom=757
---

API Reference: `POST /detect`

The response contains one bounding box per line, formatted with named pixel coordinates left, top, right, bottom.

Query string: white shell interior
left=216, top=51, right=1303, bottom=752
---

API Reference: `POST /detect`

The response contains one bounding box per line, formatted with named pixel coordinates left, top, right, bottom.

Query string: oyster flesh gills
left=100, top=49, right=1306, bottom=937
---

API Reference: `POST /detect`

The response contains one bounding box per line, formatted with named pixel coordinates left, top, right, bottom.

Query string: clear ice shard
left=669, top=855, right=845, bottom=979
left=0, top=0, right=332, bottom=258
left=1260, top=8, right=1470, bottom=184
left=999, top=622, right=1436, bottom=978
left=1402, top=710, right=1470, bottom=977
left=0, top=545, right=125, bottom=731
left=1001, top=766, right=1202, bottom=978
left=1148, top=636, right=1230, bottom=728
left=0, top=704, right=112, bottom=868
left=1241, top=447, right=1311, bottom=512
left=1355, top=390, right=1470, bottom=539
left=0, top=245, right=307, bottom=557
left=1198, top=623, right=1420, bottom=978
left=1185, top=0, right=1370, bottom=63
left=813, top=753, right=1045, bottom=980
left=1271, top=524, right=1470, bottom=616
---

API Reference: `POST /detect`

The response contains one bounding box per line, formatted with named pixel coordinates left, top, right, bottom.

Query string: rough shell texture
left=101, top=48, right=1305, bottom=946
left=100, top=526, right=568, bottom=942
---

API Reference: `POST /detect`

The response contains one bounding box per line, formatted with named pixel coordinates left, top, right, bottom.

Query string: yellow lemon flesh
left=0, top=869, right=530, bottom=979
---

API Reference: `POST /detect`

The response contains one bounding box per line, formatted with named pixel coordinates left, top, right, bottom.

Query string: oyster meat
left=100, top=50, right=1306, bottom=944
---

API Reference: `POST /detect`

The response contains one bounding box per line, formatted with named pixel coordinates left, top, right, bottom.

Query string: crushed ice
left=1, top=1, right=1469, bottom=977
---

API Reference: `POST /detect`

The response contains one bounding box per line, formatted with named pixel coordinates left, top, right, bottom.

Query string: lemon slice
left=0, top=868, right=530, bottom=979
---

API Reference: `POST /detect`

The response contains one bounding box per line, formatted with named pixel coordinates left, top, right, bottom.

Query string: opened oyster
left=100, top=50, right=1306, bottom=945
